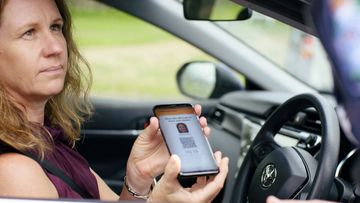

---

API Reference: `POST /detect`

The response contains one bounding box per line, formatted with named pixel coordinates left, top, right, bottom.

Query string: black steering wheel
left=231, top=93, right=340, bottom=202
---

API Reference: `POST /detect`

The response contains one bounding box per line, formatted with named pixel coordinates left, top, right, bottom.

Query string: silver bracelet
left=123, top=176, right=156, bottom=200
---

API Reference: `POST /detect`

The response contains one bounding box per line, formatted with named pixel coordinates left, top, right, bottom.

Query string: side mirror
left=183, top=0, right=252, bottom=21
left=176, top=61, right=243, bottom=99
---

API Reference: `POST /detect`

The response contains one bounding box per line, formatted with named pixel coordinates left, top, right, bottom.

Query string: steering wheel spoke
left=252, top=132, right=281, bottom=165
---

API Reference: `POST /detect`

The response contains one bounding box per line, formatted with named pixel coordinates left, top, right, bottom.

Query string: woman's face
left=0, top=0, right=67, bottom=104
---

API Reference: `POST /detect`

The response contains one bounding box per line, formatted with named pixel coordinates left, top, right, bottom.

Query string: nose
left=42, top=32, right=65, bottom=57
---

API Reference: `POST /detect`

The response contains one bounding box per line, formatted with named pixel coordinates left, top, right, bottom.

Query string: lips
left=39, top=65, right=63, bottom=73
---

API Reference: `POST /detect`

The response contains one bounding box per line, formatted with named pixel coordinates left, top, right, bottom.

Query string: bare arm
left=0, top=153, right=58, bottom=198
left=90, top=168, right=142, bottom=201
left=90, top=168, right=119, bottom=201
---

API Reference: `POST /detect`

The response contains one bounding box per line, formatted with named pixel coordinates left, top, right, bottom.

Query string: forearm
left=91, top=169, right=119, bottom=201
left=92, top=167, right=152, bottom=201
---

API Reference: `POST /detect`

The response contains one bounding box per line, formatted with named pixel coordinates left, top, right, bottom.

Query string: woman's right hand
left=148, top=151, right=229, bottom=203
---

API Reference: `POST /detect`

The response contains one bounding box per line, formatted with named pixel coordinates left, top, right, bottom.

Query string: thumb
left=139, top=117, right=159, bottom=140
left=148, top=155, right=182, bottom=202
left=266, top=196, right=280, bottom=203
left=162, top=154, right=181, bottom=181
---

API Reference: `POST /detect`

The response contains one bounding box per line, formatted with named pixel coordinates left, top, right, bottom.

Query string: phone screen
left=153, top=104, right=219, bottom=177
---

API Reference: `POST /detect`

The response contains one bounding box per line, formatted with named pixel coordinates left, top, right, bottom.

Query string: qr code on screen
left=179, top=137, right=197, bottom=148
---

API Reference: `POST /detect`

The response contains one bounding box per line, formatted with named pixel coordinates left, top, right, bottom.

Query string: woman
left=0, top=0, right=229, bottom=202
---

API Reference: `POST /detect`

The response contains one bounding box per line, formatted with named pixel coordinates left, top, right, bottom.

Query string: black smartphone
left=153, top=103, right=219, bottom=177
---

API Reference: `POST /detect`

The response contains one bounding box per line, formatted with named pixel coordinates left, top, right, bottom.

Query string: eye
left=22, top=29, right=35, bottom=39
left=50, top=23, right=63, bottom=32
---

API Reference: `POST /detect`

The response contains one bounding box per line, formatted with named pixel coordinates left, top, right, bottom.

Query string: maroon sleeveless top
left=42, top=121, right=100, bottom=199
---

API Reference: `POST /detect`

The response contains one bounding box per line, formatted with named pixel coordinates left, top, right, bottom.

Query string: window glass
left=217, top=12, right=334, bottom=92
left=70, top=1, right=216, bottom=100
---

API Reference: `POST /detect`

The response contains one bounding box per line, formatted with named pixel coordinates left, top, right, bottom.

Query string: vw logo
left=260, top=164, right=277, bottom=188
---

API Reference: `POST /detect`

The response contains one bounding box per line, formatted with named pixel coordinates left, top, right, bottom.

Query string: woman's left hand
left=125, top=104, right=210, bottom=194
left=148, top=152, right=229, bottom=203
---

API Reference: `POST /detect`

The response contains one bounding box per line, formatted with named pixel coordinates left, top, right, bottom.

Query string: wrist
left=123, top=176, right=152, bottom=200
left=126, top=162, right=155, bottom=193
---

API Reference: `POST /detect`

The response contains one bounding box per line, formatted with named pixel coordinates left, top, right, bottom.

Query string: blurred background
left=68, top=0, right=332, bottom=100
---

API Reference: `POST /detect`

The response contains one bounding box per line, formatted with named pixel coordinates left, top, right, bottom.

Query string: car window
left=217, top=12, right=334, bottom=92
left=70, top=0, right=227, bottom=100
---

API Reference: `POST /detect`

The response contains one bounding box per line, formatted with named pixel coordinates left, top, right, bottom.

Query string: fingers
left=193, top=150, right=218, bottom=191
left=214, top=151, right=222, bottom=166
left=162, top=155, right=181, bottom=182
left=199, top=155, right=229, bottom=200
left=140, top=117, right=159, bottom=139
left=148, top=117, right=159, bottom=131
left=152, top=152, right=228, bottom=203
left=214, top=156, right=229, bottom=186
left=194, top=104, right=202, bottom=116
left=199, top=116, right=207, bottom=127
left=199, top=116, right=211, bottom=137
left=266, top=196, right=282, bottom=203
left=194, top=104, right=211, bottom=137
left=203, top=126, right=211, bottom=137
left=206, top=151, right=222, bottom=183
left=196, top=176, right=207, bottom=185
left=266, top=196, right=334, bottom=203
left=197, top=106, right=206, bottom=129
left=190, top=176, right=207, bottom=191
left=148, top=155, right=182, bottom=203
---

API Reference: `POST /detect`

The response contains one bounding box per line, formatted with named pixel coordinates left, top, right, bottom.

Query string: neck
left=24, top=103, right=46, bottom=125
left=6, top=91, right=47, bottom=125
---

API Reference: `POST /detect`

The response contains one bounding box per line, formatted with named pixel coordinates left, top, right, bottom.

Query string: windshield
left=216, top=12, right=334, bottom=92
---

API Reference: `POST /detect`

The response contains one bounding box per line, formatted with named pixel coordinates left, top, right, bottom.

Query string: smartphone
left=153, top=103, right=219, bottom=177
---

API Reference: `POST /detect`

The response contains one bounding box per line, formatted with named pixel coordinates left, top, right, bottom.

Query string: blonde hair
left=0, top=0, right=93, bottom=157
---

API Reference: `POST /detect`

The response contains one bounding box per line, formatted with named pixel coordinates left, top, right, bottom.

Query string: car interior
left=2, top=0, right=360, bottom=202
left=75, top=0, right=360, bottom=203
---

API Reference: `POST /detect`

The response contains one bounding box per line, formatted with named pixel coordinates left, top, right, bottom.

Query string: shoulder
left=0, top=153, right=43, bottom=175
left=0, top=153, right=58, bottom=198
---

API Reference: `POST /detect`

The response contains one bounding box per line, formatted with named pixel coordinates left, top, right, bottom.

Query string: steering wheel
left=231, top=93, right=340, bottom=202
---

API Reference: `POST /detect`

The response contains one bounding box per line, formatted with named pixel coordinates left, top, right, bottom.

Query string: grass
left=71, top=8, right=174, bottom=47
left=70, top=5, right=212, bottom=100
left=81, top=42, right=213, bottom=99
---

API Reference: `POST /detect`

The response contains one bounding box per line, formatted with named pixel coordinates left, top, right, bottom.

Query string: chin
left=41, top=81, right=65, bottom=97
left=48, top=88, right=64, bottom=97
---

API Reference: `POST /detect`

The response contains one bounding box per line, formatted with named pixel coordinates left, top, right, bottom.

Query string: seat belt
left=25, top=152, right=93, bottom=199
